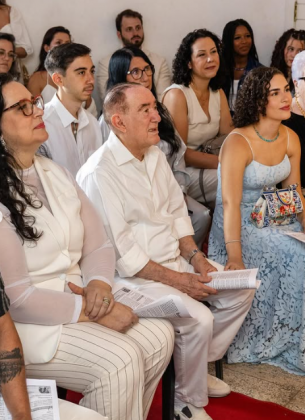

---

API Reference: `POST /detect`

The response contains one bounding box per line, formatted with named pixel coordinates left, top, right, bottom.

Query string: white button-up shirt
left=43, top=94, right=103, bottom=177
left=77, top=131, right=194, bottom=279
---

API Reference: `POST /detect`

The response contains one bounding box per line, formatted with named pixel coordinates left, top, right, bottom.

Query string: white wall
left=10, top=0, right=295, bottom=110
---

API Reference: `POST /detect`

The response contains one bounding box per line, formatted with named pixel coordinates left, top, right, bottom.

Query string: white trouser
left=26, top=319, right=174, bottom=420
left=117, top=257, right=255, bottom=407
left=187, top=195, right=211, bottom=249
left=187, top=167, right=218, bottom=209
left=59, top=399, right=108, bottom=419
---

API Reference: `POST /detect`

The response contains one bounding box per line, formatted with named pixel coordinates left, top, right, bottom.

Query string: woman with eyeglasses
left=271, top=29, right=305, bottom=91
left=28, top=26, right=97, bottom=116
left=221, top=19, right=263, bottom=114
left=283, top=50, right=305, bottom=192
left=163, top=29, right=233, bottom=209
left=0, top=73, right=173, bottom=420
left=99, top=46, right=212, bottom=249
left=0, top=32, right=18, bottom=78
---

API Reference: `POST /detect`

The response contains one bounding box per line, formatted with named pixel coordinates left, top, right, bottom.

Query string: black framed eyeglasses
left=0, top=49, right=17, bottom=61
left=299, top=77, right=305, bottom=81
left=3, top=96, right=44, bottom=117
left=127, top=64, right=155, bottom=80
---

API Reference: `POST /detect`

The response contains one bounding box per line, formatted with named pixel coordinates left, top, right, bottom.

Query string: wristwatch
left=187, top=248, right=207, bottom=264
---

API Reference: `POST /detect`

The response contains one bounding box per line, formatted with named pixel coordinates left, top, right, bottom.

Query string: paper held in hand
left=0, top=378, right=60, bottom=420
left=207, top=268, right=260, bottom=290
left=113, top=284, right=191, bottom=318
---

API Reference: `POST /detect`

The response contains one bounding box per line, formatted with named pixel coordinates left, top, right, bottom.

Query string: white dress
left=164, top=84, right=221, bottom=207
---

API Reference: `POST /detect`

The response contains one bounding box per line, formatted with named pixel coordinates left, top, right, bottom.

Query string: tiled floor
left=209, top=361, right=305, bottom=414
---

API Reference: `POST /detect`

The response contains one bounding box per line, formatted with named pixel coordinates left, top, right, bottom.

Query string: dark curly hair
left=233, top=67, right=283, bottom=127
left=0, top=73, right=42, bottom=242
left=270, top=29, right=305, bottom=89
left=107, top=47, right=180, bottom=157
left=172, top=29, right=225, bottom=90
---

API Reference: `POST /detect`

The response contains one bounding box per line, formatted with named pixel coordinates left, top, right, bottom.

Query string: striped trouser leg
left=26, top=318, right=174, bottom=420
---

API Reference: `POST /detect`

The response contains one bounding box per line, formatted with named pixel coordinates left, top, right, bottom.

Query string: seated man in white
left=43, top=42, right=103, bottom=177
left=97, top=9, right=171, bottom=101
left=77, top=83, right=255, bottom=420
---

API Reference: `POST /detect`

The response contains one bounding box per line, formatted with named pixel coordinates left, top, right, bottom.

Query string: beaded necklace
left=253, top=125, right=279, bottom=143
left=295, top=96, right=305, bottom=118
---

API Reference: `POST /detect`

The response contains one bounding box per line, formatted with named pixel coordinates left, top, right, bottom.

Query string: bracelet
left=187, top=248, right=207, bottom=264
left=225, top=240, right=241, bottom=246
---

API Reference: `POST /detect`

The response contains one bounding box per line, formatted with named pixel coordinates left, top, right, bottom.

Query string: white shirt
left=43, top=94, right=103, bottom=177
left=96, top=47, right=171, bottom=101
left=77, top=131, right=194, bottom=279
left=2, top=7, right=33, bottom=55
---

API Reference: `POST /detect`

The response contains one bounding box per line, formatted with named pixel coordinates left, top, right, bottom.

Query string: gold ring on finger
left=103, top=297, right=110, bottom=306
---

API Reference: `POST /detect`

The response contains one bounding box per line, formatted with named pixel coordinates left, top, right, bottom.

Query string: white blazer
left=15, top=156, right=84, bottom=365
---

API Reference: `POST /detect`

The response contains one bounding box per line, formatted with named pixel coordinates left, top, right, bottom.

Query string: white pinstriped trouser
left=26, top=318, right=174, bottom=420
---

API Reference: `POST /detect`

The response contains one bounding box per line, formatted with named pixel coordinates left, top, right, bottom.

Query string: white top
left=43, top=94, right=103, bottom=177
left=77, top=131, right=194, bottom=279
left=1, top=7, right=33, bottom=55
left=42, top=84, right=98, bottom=118
left=96, top=47, right=171, bottom=101
left=163, top=84, right=221, bottom=150
left=0, top=157, right=114, bottom=326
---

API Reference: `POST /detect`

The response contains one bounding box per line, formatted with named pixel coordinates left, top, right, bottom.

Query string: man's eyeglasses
left=3, top=96, right=44, bottom=117
left=127, top=64, right=155, bottom=80
left=0, top=49, right=17, bottom=62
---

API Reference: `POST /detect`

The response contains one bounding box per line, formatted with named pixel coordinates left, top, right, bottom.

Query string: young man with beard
left=43, top=43, right=103, bottom=177
left=97, top=9, right=171, bottom=101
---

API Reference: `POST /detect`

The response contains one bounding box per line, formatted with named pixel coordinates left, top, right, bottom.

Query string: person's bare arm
left=219, top=89, right=233, bottom=135
left=220, top=133, right=251, bottom=270
left=15, top=47, right=27, bottom=59
left=163, top=88, right=219, bottom=169
left=0, top=313, right=32, bottom=420
left=282, top=127, right=305, bottom=230
left=27, top=72, right=45, bottom=97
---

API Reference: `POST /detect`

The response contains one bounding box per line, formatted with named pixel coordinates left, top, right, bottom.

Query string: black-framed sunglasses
left=127, top=64, right=155, bottom=80
left=3, top=96, right=44, bottom=117
left=0, top=49, right=17, bottom=62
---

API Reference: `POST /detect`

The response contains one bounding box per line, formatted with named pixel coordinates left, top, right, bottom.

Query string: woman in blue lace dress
left=209, top=67, right=305, bottom=374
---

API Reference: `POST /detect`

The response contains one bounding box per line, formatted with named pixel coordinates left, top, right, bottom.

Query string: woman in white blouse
left=0, top=73, right=173, bottom=420
left=163, top=29, right=232, bottom=208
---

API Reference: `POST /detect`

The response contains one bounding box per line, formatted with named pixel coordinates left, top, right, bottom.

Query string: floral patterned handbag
left=250, top=184, right=303, bottom=228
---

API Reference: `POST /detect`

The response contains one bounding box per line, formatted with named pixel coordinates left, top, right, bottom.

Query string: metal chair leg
left=215, top=359, right=223, bottom=380
left=162, top=356, right=175, bottom=420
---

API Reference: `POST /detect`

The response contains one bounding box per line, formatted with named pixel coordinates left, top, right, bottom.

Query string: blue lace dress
left=208, top=134, right=305, bottom=375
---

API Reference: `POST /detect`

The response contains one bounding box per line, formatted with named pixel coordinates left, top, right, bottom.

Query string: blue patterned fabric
left=209, top=156, right=305, bottom=375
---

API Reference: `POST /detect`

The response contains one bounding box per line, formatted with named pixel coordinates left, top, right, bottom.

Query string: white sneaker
left=207, top=374, right=231, bottom=397
left=174, top=404, right=213, bottom=420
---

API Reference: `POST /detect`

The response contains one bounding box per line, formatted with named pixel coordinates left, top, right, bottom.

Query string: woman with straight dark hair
left=271, top=28, right=305, bottom=91
left=222, top=19, right=263, bottom=113
left=27, top=26, right=71, bottom=101
left=209, top=66, right=305, bottom=374
left=163, top=29, right=232, bottom=209
left=100, top=46, right=212, bottom=248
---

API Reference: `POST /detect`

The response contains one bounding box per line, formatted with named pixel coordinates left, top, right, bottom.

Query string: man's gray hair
left=292, top=50, right=305, bottom=82
left=103, top=83, right=138, bottom=127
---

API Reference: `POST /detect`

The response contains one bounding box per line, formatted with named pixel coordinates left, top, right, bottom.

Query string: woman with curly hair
left=209, top=67, right=305, bottom=374
left=270, top=28, right=305, bottom=91
left=222, top=19, right=263, bottom=113
left=163, top=29, right=232, bottom=209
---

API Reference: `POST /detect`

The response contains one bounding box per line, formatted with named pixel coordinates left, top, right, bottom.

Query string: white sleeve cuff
left=84, top=276, right=112, bottom=287
left=174, top=216, right=194, bottom=239
left=116, top=243, right=150, bottom=278
left=70, top=295, right=83, bottom=324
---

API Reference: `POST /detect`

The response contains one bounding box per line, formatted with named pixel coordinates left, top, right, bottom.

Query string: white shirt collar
left=49, top=94, right=89, bottom=130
